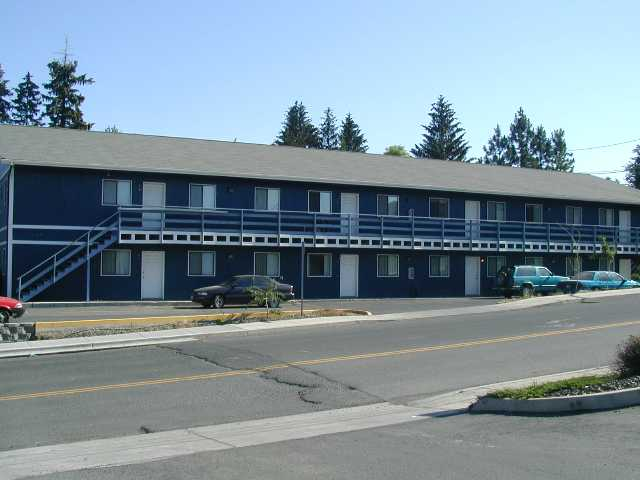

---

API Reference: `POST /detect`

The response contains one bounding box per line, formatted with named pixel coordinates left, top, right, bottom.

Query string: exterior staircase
left=17, top=212, right=120, bottom=302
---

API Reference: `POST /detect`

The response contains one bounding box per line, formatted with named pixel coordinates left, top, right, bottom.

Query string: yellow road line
left=3, top=319, right=639, bottom=402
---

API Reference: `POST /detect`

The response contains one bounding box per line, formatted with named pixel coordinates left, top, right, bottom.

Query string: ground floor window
left=566, top=256, right=582, bottom=277
left=598, top=257, right=614, bottom=271
left=255, top=252, right=280, bottom=277
left=429, top=255, right=449, bottom=278
left=101, top=250, right=131, bottom=276
left=525, top=256, right=544, bottom=266
left=188, top=251, right=215, bottom=276
left=307, top=253, right=332, bottom=277
left=487, top=256, right=506, bottom=277
left=377, top=254, right=399, bottom=277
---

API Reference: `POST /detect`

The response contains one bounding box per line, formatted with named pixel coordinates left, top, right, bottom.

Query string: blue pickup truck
left=496, top=265, right=571, bottom=298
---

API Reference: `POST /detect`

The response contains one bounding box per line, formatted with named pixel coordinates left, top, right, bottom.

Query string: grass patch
left=487, top=374, right=616, bottom=400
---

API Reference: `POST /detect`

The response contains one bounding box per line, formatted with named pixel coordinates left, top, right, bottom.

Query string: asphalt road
left=2, top=294, right=640, bottom=478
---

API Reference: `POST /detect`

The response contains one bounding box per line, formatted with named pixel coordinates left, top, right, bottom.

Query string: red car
left=0, top=296, right=25, bottom=323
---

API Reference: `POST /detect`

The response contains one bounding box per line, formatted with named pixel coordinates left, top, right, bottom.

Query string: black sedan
left=191, top=275, right=294, bottom=308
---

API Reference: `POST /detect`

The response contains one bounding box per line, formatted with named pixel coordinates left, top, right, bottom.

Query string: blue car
left=573, top=271, right=640, bottom=291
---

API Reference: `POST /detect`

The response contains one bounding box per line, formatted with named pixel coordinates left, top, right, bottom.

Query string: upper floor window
left=190, top=184, right=216, bottom=209
left=377, top=254, right=399, bottom=277
left=308, top=191, right=332, bottom=213
left=254, top=252, right=280, bottom=277
left=487, top=201, right=506, bottom=222
left=525, top=203, right=543, bottom=223
left=377, top=194, right=399, bottom=216
left=188, top=251, right=215, bottom=276
left=255, top=187, right=280, bottom=211
left=599, top=208, right=614, bottom=226
left=102, top=179, right=131, bottom=206
left=101, top=249, right=131, bottom=276
left=429, top=198, right=449, bottom=218
left=566, top=206, right=582, bottom=225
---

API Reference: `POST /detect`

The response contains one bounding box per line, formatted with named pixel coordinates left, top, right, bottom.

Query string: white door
left=465, top=200, right=481, bottom=240
left=141, top=251, right=165, bottom=299
left=341, top=193, right=359, bottom=235
left=465, top=256, right=481, bottom=296
left=619, top=210, right=631, bottom=244
left=619, top=258, right=632, bottom=279
left=143, top=182, right=165, bottom=229
left=340, top=254, right=358, bottom=297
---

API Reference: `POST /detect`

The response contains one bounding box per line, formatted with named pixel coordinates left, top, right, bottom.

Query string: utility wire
left=569, top=137, right=640, bottom=152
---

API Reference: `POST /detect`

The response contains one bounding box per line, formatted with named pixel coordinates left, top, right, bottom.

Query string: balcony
left=116, top=207, right=640, bottom=255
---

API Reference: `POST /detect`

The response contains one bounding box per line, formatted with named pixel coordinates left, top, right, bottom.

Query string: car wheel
left=213, top=295, right=225, bottom=309
left=0, top=310, right=9, bottom=323
left=522, top=285, right=534, bottom=299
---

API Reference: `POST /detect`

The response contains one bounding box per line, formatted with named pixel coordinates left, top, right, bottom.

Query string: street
left=1, top=293, right=640, bottom=478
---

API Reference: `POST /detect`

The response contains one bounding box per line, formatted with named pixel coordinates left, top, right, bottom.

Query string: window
left=308, top=191, right=332, bottom=213
left=576, top=271, right=595, bottom=281
left=101, top=250, right=131, bottom=276
left=599, top=208, right=614, bottom=226
left=253, top=276, right=274, bottom=288
left=377, top=254, right=399, bottom=277
left=487, top=256, right=506, bottom=277
left=102, top=179, right=131, bottom=206
left=608, top=272, right=624, bottom=282
left=566, top=206, right=582, bottom=225
left=537, top=267, right=553, bottom=277
left=307, top=253, right=332, bottom=277
left=566, top=257, right=582, bottom=277
left=254, top=252, right=280, bottom=277
left=255, top=188, right=280, bottom=211
left=377, top=195, right=399, bottom=216
left=525, top=257, right=544, bottom=266
left=517, top=266, right=537, bottom=276
left=429, top=198, right=449, bottom=218
left=188, top=251, right=215, bottom=276
left=429, top=255, right=450, bottom=278
left=598, top=257, right=614, bottom=271
left=190, top=184, right=216, bottom=209
left=487, top=201, right=506, bottom=221
left=525, top=204, right=543, bottom=223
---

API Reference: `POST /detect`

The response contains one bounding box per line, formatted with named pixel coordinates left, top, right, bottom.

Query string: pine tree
left=411, top=95, right=470, bottom=161
left=384, top=145, right=410, bottom=157
left=339, top=113, right=368, bottom=153
left=11, top=72, right=43, bottom=126
left=505, top=107, right=535, bottom=168
left=318, top=107, right=339, bottom=150
left=0, top=64, right=12, bottom=123
left=43, top=53, right=94, bottom=129
left=547, top=129, right=574, bottom=172
left=482, top=125, right=509, bottom=165
left=530, top=125, right=550, bottom=169
left=625, top=145, right=640, bottom=189
left=274, top=101, right=320, bottom=148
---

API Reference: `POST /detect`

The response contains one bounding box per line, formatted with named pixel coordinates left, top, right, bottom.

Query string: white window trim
left=566, top=206, right=582, bottom=225
left=187, top=250, right=216, bottom=277
left=598, top=208, right=615, bottom=227
left=524, top=256, right=544, bottom=266
left=429, top=197, right=450, bottom=219
left=307, top=253, right=332, bottom=278
left=254, top=187, right=280, bottom=211
left=253, top=251, right=280, bottom=277
left=486, top=255, right=506, bottom=277
left=376, top=194, right=400, bottom=216
left=100, top=249, right=132, bottom=277
left=189, top=183, right=216, bottom=209
left=487, top=201, right=506, bottom=222
left=376, top=254, right=399, bottom=278
left=101, top=179, right=132, bottom=206
left=429, top=255, right=450, bottom=278
left=308, top=190, right=332, bottom=214
left=525, top=203, right=543, bottom=223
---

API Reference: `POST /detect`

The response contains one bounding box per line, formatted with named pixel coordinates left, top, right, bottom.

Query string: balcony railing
left=116, top=207, right=640, bottom=253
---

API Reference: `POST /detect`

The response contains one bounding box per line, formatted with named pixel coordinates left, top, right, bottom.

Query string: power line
left=569, top=137, right=640, bottom=152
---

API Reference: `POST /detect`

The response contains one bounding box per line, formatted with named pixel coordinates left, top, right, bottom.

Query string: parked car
left=0, top=296, right=25, bottom=323
left=191, top=275, right=294, bottom=308
left=572, top=271, right=640, bottom=291
left=495, top=265, right=571, bottom=298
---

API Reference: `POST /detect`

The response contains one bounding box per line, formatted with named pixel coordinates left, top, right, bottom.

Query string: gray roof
left=1, top=125, right=639, bottom=206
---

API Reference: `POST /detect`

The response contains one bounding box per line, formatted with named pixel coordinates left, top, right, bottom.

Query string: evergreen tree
left=274, top=101, right=320, bottom=148
left=0, top=64, right=12, bottom=123
left=530, top=125, right=550, bottom=169
left=384, top=145, right=410, bottom=157
left=11, top=72, right=43, bottom=126
left=547, top=129, right=574, bottom=172
left=505, top=107, right=535, bottom=168
left=411, top=95, right=470, bottom=161
left=481, top=125, right=509, bottom=165
left=318, top=107, right=339, bottom=150
left=339, top=113, right=368, bottom=153
left=625, top=145, right=640, bottom=189
left=43, top=55, right=94, bottom=129
left=104, top=125, right=120, bottom=133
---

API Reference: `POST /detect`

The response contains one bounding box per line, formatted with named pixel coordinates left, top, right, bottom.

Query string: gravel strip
left=546, top=375, right=640, bottom=397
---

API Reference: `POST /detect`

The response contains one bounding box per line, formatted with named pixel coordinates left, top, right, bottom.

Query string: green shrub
left=614, top=335, right=640, bottom=378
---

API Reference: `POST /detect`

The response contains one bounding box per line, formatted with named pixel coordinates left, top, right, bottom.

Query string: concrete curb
left=470, top=386, right=640, bottom=414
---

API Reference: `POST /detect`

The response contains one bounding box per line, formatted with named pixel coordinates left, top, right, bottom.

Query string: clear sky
left=2, top=1, right=639, bottom=180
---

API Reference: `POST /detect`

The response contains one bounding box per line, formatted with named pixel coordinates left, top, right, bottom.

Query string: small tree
left=596, top=235, right=616, bottom=271
left=318, top=107, right=339, bottom=150
left=274, top=101, right=320, bottom=148
left=0, top=64, right=12, bottom=123
left=247, top=285, right=284, bottom=318
left=12, top=72, right=43, bottom=126
left=104, top=125, right=120, bottom=133
left=625, top=145, right=640, bottom=189
left=384, top=145, right=410, bottom=157
left=339, top=113, right=368, bottom=153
